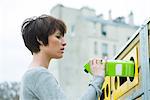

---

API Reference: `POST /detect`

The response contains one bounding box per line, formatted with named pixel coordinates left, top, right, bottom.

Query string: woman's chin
left=55, top=55, right=63, bottom=59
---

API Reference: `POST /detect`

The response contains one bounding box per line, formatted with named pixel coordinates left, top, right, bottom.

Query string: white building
left=49, top=4, right=138, bottom=99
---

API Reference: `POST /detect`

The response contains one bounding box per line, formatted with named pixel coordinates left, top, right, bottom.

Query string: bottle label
left=116, top=64, right=122, bottom=75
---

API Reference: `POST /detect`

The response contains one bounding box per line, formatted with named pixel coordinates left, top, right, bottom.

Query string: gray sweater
left=20, top=67, right=104, bottom=100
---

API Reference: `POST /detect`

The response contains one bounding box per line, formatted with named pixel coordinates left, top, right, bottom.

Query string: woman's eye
left=56, top=36, right=61, bottom=39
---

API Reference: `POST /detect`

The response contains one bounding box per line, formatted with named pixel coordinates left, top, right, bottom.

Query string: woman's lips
left=61, top=48, right=64, bottom=50
left=60, top=48, right=64, bottom=53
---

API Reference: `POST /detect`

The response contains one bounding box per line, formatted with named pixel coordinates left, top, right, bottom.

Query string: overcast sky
left=0, top=0, right=150, bottom=82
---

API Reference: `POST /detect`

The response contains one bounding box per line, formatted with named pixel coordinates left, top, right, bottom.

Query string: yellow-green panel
left=112, top=46, right=139, bottom=99
left=99, top=76, right=111, bottom=100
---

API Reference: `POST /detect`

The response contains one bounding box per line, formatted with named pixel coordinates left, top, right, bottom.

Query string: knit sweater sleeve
left=33, top=70, right=67, bottom=100
left=79, top=76, right=104, bottom=100
left=20, top=67, right=104, bottom=100
left=35, top=72, right=104, bottom=100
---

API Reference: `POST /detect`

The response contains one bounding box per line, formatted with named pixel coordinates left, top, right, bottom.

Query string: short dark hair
left=21, top=14, right=67, bottom=54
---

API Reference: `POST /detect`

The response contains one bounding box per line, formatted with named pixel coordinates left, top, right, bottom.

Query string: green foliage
left=0, top=82, right=20, bottom=100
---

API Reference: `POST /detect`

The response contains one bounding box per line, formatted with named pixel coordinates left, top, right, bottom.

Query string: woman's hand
left=89, top=58, right=106, bottom=77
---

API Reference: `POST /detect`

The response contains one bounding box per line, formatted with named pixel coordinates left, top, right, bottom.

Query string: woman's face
left=43, top=30, right=66, bottom=59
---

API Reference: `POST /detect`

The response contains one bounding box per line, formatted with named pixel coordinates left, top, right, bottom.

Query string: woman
left=20, top=14, right=105, bottom=100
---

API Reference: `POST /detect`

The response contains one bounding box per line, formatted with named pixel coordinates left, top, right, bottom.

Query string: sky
left=0, top=0, right=150, bottom=82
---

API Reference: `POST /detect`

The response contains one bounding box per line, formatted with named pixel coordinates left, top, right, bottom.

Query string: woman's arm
left=79, top=58, right=105, bottom=100
left=79, top=76, right=104, bottom=100
left=34, top=71, right=68, bottom=100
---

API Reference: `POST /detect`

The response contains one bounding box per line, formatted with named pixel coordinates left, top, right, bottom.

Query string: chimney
left=108, top=10, right=112, bottom=20
left=128, top=11, right=134, bottom=25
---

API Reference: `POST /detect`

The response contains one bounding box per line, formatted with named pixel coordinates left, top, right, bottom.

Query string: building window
left=93, top=22, right=97, bottom=28
left=113, top=45, right=116, bottom=56
left=101, top=43, right=108, bottom=57
left=94, top=41, right=98, bottom=55
left=70, top=25, right=75, bottom=37
left=102, top=31, right=107, bottom=36
left=101, top=24, right=107, bottom=36
left=71, top=25, right=75, bottom=33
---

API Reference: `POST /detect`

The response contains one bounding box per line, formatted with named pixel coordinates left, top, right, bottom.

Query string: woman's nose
left=61, top=37, right=67, bottom=46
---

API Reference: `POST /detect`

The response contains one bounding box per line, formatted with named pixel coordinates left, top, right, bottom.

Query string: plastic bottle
left=84, top=60, right=135, bottom=77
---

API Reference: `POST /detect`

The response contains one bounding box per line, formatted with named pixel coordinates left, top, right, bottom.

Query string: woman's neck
left=30, top=52, right=51, bottom=69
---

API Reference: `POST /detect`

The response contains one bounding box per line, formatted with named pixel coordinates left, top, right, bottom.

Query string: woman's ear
left=36, top=37, right=44, bottom=45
